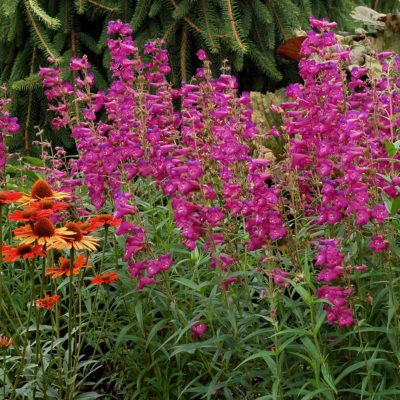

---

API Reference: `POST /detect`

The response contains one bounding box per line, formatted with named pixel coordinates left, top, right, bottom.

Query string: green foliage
left=2, top=172, right=400, bottom=398
left=365, top=0, right=400, bottom=13
left=0, top=0, right=356, bottom=154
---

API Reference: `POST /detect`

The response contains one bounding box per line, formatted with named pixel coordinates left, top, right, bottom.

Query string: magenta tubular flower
left=354, top=207, right=370, bottom=226
left=317, top=266, right=343, bottom=283
left=210, top=254, right=235, bottom=271
left=369, top=235, right=388, bottom=253
left=371, top=204, right=388, bottom=223
left=337, top=308, right=354, bottom=327
left=314, top=241, right=344, bottom=283
left=196, top=49, right=207, bottom=61
left=135, top=276, right=157, bottom=291
left=0, top=92, right=20, bottom=170
left=353, top=265, right=368, bottom=272
left=191, top=322, right=208, bottom=341
left=317, top=285, right=353, bottom=327
left=272, top=267, right=291, bottom=288
left=129, top=254, right=173, bottom=290
left=219, top=277, right=237, bottom=291
left=315, top=241, right=343, bottom=268
left=70, top=55, right=91, bottom=71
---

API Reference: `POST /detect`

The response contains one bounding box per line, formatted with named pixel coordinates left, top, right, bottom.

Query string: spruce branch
left=74, top=0, right=88, bottom=14
left=222, top=0, right=247, bottom=52
left=24, top=45, right=36, bottom=155
left=87, top=0, right=119, bottom=12
left=201, top=0, right=218, bottom=52
left=24, top=1, right=60, bottom=60
left=131, top=0, right=150, bottom=31
left=1, top=0, right=19, bottom=17
left=11, top=74, right=42, bottom=91
left=26, top=0, right=61, bottom=30
left=180, top=27, right=187, bottom=82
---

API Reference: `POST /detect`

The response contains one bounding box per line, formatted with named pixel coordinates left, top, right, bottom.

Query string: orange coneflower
left=13, top=217, right=74, bottom=249
left=63, top=222, right=99, bottom=252
left=8, top=207, right=52, bottom=222
left=36, top=294, right=60, bottom=310
left=0, top=191, right=23, bottom=206
left=21, top=179, right=69, bottom=203
left=9, top=200, right=68, bottom=222
left=91, top=271, right=119, bottom=285
left=0, top=335, right=12, bottom=349
left=45, top=254, right=92, bottom=279
left=74, top=221, right=98, bottom=234
left=88, top=214, right=121, bottom=229
left=29, top=198, right=68, bottom=213
left=2, top=243, right=45, bottom=262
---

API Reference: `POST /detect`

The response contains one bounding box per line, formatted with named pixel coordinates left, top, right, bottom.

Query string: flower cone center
left=60, top=259, right=71, bottom=270
left=39, top=199, right=54, bottom=209
left=65, top=222, right=83, bottom=241
left=16, top=244, right=34, bottom=256
left=22, top=209, right=38, bottom=219
left=98, top=214, right=112, bottom=221
left=31, top=179, right=53, bottom=199
left=33, top=217, right=55, bottom=237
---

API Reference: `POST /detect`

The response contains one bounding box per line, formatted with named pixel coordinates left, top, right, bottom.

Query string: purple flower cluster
left=245, top=159, right=285, bottom=249
left=281, top=16, right=400, bottom=326
left=315, top=240, right=344, bottom=283
left=128, top=253, right=173, bottom=290
left=316, top=286, right=353, bottom=327
left=0, top=89, right=19, bottom=170
left=38, top=65, right=73, bottom=130
left=39, top=16, right=400, bottom=328
left=115, top=221, right=146, bottom=260
left=283, top=17, right=399, bottom=229
left=40, top=20, right=286, bottom=291
left=40, top=21, right=177, bottom=287
left=314, top=240, right=353, bottom=326
left=161, top=53, right=285, bottom=279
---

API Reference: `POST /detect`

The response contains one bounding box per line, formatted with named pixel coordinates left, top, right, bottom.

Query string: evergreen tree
left=367, top=0, right=399, bottom=13
left=0, top=0, right=355, bottom=153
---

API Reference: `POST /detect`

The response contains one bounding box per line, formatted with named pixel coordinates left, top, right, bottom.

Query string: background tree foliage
left=0, top=0, right=396, bottom=153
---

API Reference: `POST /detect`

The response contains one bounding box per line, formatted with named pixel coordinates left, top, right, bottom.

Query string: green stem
left=75, top=284, right=100, bottom=365
left=3, top=283, right=24, bottom=329
left=385, top=254, right=400, bottom=387
left=72, top=268, right=84, bottom=380
left=308, top=296, right=324, bottom=393
left=2, top=351, right=6, bottom=400
left=10, top=261, right=36, bottom=399
left=54, top=294, right=63, bottom=397
left=0, top=308, right=22, bottom=379
left=113, top=235, right=119, bottom=270
left=355, top=320, right=375, bottom=397
left=33, top=256, right=47, bottom=398
left=267, top=258, right=283, bottom=399
left=94, top=288, right=112, bottom=354
left=66, top=248, right=75, bottom=400
left=33, top=306, right=41, bottom=400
